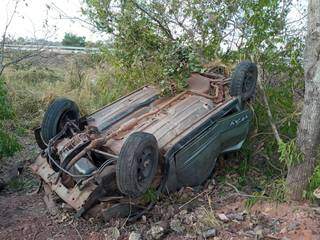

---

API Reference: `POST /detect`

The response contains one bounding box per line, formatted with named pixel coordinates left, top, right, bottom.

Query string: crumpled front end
left=30, top=154, right=97, bottom=211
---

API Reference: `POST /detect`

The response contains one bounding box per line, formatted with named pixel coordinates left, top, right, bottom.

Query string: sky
left=0, top=0, right=308, bottom=43
left=0, top=0, right=106, bottom=42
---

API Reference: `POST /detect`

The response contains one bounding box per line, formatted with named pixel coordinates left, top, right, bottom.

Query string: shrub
left=62, top=33, right=86, bottom=47
left=306, top=165, right=320, bottom=200
left=0, top=77, right=20, bottom=159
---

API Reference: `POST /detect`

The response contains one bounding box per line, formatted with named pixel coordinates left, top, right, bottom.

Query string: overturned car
left=31, top=61, right=257, bottom=221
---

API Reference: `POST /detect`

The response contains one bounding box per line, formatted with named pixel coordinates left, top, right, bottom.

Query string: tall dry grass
left=5, top=57, right=102, bottom=128
left=4, top=54, right=165, bottom=129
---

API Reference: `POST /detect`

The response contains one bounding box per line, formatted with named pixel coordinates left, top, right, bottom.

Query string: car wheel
left=41, top=98, right=80, bottom=144
left=230, top=61, right=258, bottom=101
left=116, top=132, right=159, bottom=197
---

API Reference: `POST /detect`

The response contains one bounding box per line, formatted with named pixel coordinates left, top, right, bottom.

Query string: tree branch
left=0, top=0, right=20, bottom=75
left=133, top=1, right=174, bottom=41
left=0, top=47, right=45, bottom=76
left=257, top=67, right=282, bottom=144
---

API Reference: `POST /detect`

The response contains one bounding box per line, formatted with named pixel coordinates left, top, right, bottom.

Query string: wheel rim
left=137, top=147, right=155, bottom=184
left=58, top=110, right=78, bottom=131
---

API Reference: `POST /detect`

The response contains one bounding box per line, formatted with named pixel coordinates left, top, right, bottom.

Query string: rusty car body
left=31, top=61, right=257, bottom=221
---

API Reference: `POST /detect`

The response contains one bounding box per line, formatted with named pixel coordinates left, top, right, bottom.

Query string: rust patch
left=188, top=73, right=229, bottom=104
left=30, top=155, right=96, bottom=210
left=188, top=73, right=212, bottom=94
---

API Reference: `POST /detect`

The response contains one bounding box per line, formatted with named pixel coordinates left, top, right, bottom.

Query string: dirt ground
left=1, top=134, right=320, bottom=240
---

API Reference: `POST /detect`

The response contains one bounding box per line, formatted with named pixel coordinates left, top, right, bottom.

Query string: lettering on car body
left=229, top=114, right=249, bottom=128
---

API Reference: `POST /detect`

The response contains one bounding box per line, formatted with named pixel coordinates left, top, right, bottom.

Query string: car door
left=173, top=109, right=251, bottom=187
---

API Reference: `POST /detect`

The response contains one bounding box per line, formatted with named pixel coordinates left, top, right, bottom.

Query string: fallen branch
left=178, top=189, right=210, bottom=210
left=225, top=182, right=270, bottom=199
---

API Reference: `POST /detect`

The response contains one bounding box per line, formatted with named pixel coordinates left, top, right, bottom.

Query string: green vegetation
left=7, top=176, right=38, bottom=192
left=279, top=139, right=303, bottom=167
left=62, top=32, right=86, bottom=47
left=142, top=188, right=158, bottom=203
left=306, top=165, right=320, bottom=200
left=83, top=0, right=303, bottom=95
left=0, top=77, right=20, bottom=159
left=5, top=56, right=101, bottom=128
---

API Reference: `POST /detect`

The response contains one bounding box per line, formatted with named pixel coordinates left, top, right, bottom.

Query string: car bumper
left=30, top=154, right=96, bottom=210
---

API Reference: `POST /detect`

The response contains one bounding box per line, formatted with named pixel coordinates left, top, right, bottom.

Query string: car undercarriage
left=31, top=61, right=258, bottom=221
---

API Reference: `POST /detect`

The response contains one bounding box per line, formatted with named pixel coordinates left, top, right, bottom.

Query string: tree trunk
left=286, top=0, right=320, bottom=200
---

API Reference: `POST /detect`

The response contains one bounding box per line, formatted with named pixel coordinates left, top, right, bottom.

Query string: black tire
left=41, top=98, right=80, bottom=144
left=116, top=132, right=159, bottom=197
left=230, top=61, right=258, bottom=101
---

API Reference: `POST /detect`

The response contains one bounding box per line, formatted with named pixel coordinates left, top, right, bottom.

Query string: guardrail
left=4, top=44, right=100, bottom=54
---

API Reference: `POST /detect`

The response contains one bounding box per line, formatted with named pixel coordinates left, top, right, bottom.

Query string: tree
left=83, top=0, right=303, bottom=79
left=82, top=0, right=303, bottom=96
left=286, top=0, right=320, bottom=200
left=84, top=0, right=291, bottom=59
left=62, top=33, right=86, bottom=47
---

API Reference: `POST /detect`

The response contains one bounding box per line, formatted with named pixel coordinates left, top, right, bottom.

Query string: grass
left=7, top=176, right=38, bottom=192
left=200, top=207, right=220, bottom=228
left=4, top=53, right=173, bottom=129
left=5, top=57, right=105, bottom=129
left=306, top=165, right=320, bottom=200
left=0, top=77, right=21, bottom=159
left=0, top=127, right=21, bottom=158
left=142, top=188, right=158, bottom=203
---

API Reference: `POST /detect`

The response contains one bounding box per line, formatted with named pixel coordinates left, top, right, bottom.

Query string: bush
left=62, top=33, right=86, bottom=47
left=307, top=165, right=320, bottom=200
left=0, top=125, right=21, bottom=158
left=0, top=78, right=13, bottom=120
left=0, top=78, right=20, bottom=159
